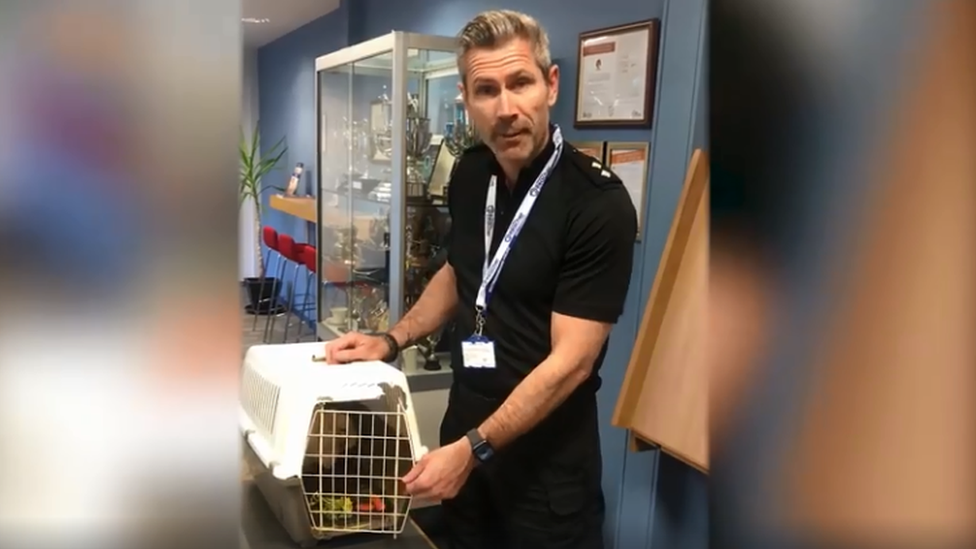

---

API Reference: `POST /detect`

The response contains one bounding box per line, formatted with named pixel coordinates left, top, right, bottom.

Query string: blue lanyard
left=474, top=125, right=563, bottom=335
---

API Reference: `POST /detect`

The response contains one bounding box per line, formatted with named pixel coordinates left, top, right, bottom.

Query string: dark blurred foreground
left=710, top=0, right=974, bottom=547
left=0, top=2, right=241, bottom=548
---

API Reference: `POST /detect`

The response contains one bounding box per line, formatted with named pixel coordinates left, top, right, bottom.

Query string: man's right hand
left=324, top=332, right=393, bottom=364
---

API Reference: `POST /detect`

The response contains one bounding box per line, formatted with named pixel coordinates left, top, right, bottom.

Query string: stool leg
left=310, top=272, right=320, bottom=340
left=251, top=248, right=272, bottom=331
left=295, top=269, right=314, bottom=342
left=281, top=261, right=303, bottom=343
left=293, top=276, right=303, bottom=343
left=294, top=270, right=308, bottom=342
left=268, top=260, right=292, bottom=343
left=263, top=254, right=287, bottom=343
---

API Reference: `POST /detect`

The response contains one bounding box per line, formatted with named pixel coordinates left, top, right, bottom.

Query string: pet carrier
left=240, top=342, right=428, bottom=547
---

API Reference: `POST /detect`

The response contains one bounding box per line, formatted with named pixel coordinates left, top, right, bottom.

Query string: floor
left=241, top=298, right=449, bottom=548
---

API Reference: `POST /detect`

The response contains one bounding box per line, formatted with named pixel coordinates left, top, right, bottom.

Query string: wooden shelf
left=612, top=149, right=710, bottom=473
left=269, top=194, right=316, bottom=223
left=629, top=430, right=708, bottom=475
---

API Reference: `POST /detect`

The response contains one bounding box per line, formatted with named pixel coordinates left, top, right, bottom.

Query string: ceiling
left=242, top=0, right=342, bottom=49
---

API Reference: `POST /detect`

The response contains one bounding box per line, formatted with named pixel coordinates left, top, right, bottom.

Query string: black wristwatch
left=377, top=332, right=400, bottom=363
left=465, top=429, right=495, bottom=465
left=376, top=332, right=400, bottom=363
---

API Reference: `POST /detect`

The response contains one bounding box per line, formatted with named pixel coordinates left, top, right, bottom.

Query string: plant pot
left=243, top=276, right=285, bottom=315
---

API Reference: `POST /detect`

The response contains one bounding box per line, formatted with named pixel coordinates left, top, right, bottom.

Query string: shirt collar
left=488, top=124, right=557, bottom=193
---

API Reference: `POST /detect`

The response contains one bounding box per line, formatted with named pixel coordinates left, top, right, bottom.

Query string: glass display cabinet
left=314, top=32, right=478, bottom=374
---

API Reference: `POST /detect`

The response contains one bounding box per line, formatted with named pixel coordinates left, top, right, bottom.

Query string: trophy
left=367, top=91, right=431, bottom=200
left=343, top=118, right=371, bottom=177
left=444, top=92, right=480, bottom=157
left=421, top=330, right=443, bottom=371
left=348, top=285, right=388, bottom=333
left=331, top=225, right=359, bottom=267
left=404, top=94, right=432, bottom=199
left=369, top=92, right=394, bottom=161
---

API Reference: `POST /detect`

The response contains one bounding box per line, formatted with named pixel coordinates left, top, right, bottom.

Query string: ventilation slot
left=242, top=367, right=281, bottom=441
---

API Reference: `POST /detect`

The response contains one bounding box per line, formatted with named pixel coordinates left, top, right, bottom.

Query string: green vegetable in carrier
left=328, top=497, right=354, bottom=514
left=309, top=495, right=353, bottom=515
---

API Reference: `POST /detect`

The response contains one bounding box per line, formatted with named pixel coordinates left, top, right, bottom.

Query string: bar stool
left=292, top=245, right=318, bottom=342
left=265, top=234, right=293, bottom=342
left=262, top=231, right=296, bottom=343
left=268, top=234, right=307, bottom=343
left=252, top=226, right=282, bottom=332
left=282, top=242, right=312, bottom=343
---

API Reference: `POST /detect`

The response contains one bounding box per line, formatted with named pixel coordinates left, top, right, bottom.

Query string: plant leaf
left=239, top=121, right=288, bottom=216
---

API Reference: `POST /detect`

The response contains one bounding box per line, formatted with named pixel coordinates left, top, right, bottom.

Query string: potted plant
left=240, top=123, right=287, bottom=316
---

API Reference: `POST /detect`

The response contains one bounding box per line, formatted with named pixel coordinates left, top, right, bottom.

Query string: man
left=325, top=10, right=636, bottom=549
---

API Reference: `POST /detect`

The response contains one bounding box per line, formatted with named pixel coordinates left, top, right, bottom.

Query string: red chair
left=262, top=226, right=279, bottom=254
left=269, top=234, right=311, bottom=343
left=282, top=242, right=310, bottom=341
left=293, top=245, right=318, bottom=342
left=254, top=226, right=283, bottom=335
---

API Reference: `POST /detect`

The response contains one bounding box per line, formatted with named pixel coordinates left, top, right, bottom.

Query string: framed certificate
left=574, top=19, right=661, bottom=128
left=606, top=141, right=651, bottom=239
left=571, top=141, right=606, bottom=164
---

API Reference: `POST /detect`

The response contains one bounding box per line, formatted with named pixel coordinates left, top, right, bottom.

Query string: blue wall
left=257, top=0, right=707, bottom=547
left=257, top=3, right=350, bottom=313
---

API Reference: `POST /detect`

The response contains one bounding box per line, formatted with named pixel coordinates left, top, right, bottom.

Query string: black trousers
left=438, top=383, right=606, bottom=549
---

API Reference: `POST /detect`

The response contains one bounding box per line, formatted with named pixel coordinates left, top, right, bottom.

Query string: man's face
left=460, top=38, right=559, bottom=168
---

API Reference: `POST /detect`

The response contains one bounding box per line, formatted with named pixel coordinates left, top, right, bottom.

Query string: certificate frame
left=570, top=141, right=606, bottom=164
left=574, top=19, right=661, bottom=128
left=606, top=141, right=651, bottom=240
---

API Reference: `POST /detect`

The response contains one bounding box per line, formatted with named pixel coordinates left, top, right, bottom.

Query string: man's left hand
left=402, top=438, right=475, bottom=501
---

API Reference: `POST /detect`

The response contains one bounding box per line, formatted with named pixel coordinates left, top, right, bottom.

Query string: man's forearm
left=477, top=355, right=592, bottom=450
left=388, top=263, right=459, bottom=347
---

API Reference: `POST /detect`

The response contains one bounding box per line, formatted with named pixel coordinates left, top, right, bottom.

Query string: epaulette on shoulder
left=565, top=144, right=623, bottom=189
left=460, top=141, right=491, bottom=158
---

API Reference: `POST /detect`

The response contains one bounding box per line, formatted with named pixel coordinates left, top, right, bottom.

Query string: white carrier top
left=239, top=341, right=427, bottom=480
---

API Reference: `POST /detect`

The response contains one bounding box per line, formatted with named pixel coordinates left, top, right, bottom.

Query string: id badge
left=461, top=335, right=496, bottom=369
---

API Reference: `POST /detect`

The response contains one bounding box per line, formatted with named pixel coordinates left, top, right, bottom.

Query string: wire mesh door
left=301, top=399, right=414, bottom=536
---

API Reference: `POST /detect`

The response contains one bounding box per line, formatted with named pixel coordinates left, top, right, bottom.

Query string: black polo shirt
left=445, top=129, right=638, bottom=400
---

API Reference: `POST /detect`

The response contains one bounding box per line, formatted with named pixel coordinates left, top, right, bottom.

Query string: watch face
left=475, top=443, right=494, bottom=462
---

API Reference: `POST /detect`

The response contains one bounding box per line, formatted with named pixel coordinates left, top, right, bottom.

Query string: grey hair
left=455, top=10, right=552, bottom=85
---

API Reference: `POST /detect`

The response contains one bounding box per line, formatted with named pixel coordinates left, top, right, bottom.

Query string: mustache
left=492, top=126, right=528, bottom=138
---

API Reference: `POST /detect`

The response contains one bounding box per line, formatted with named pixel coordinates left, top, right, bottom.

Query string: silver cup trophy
left=343, top=117, right=371, bottom=176
left=370, top=92, right=393, bottom=161
left=444, top=94, right=480, bottom=157
left=404, top=94, right=432, bottom=199
left=368, top=93, right=432, bottom=200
